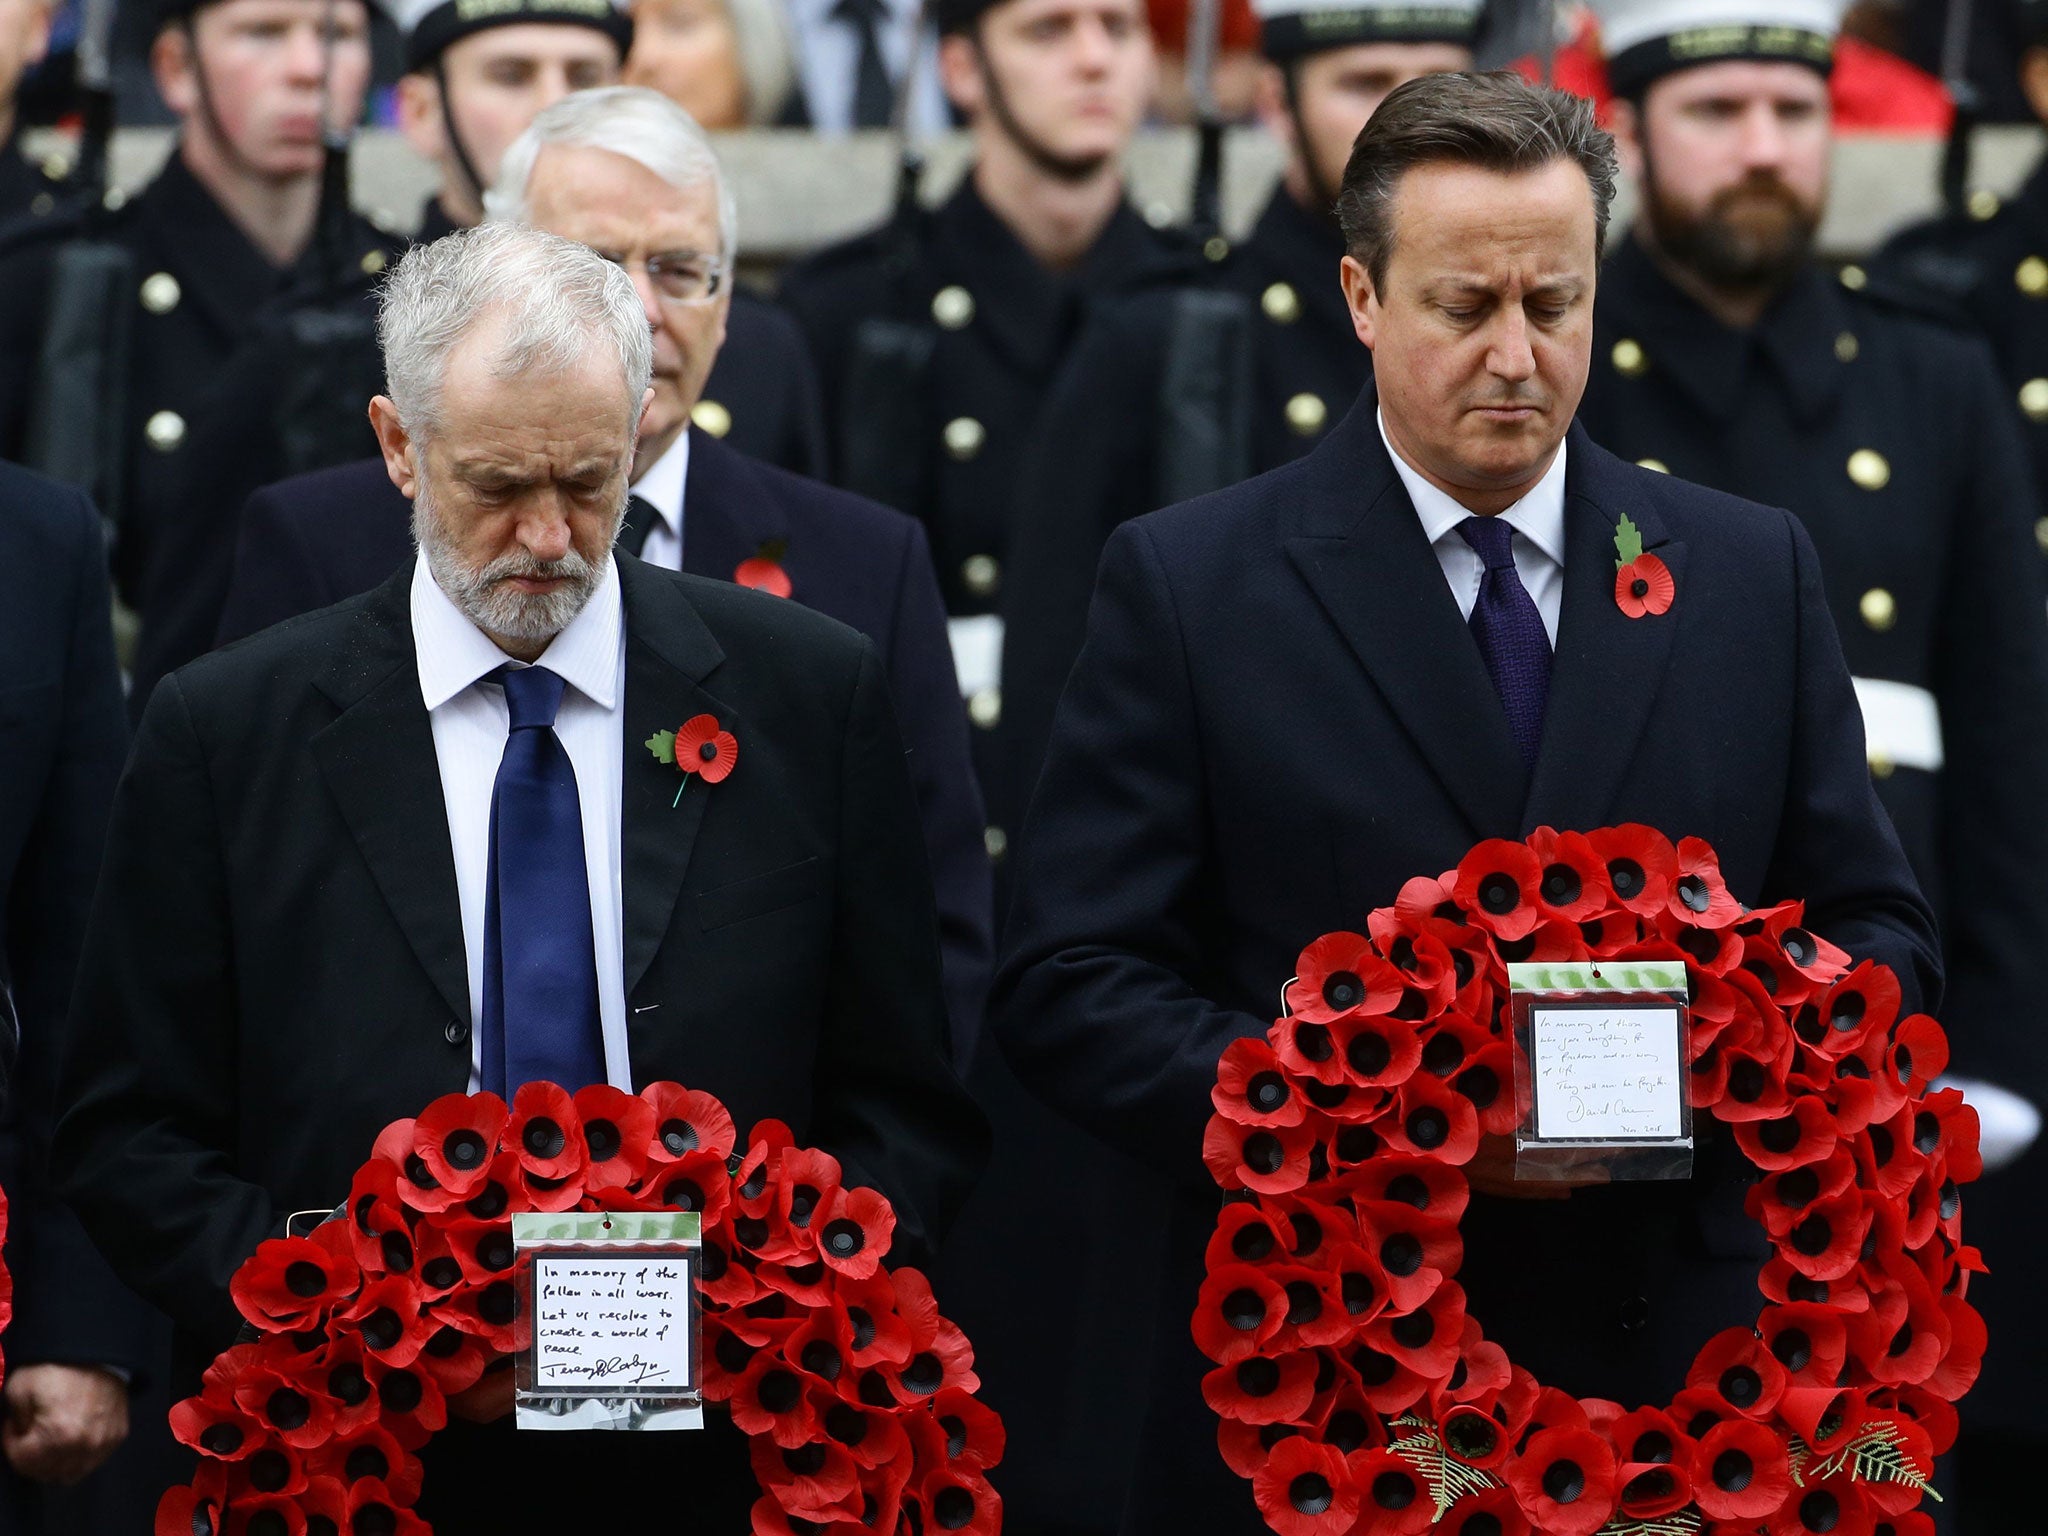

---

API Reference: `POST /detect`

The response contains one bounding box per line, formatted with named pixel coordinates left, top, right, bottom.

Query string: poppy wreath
left=1198, top=826, right=1984, bottom=1536
left=157, top=1081, right=1003, bottom=1536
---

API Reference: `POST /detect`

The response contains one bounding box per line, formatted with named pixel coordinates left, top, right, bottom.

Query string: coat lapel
left=678, top=430, right=789, bottom=586
left=1523, top=428, right=1688, bottom=832
left=1283, top=400, right=1528, bottom=838
left=617, top=555, right=734, bottom=996
left=309, top=570, right=473, bottom=1029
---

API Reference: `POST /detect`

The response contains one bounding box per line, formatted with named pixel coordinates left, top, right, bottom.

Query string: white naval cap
left=378, top=0, right=633, bottom=73
left=1253, top=0, right=1485, bottom=62
left=1591, top=0, right=1846, bottom=96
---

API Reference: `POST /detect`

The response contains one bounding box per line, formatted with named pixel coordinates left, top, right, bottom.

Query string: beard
left=414, top=475, right=616, bottom=647
left=1642, top=166, right=1819, bottom=294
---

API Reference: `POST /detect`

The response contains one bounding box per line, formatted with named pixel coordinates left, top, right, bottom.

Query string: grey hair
left=721, top=0, right=798, bottom=125
left=1335, top=71, right=1619, bottom=292
left=483, top=85, right=739, bottom=266
left=376, top=223, right=654, bottom=439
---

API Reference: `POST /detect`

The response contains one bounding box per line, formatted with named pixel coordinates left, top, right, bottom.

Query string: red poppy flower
left=218, top=1437, right=309, bottom=1502
left=170, top=1380, right=265, bottom=1463
left=730, top=1349, right=827, bottom=1447
left=1778, top=1386, right=1866, bottom=1458
left=1734, top=1098, right=1839, bottom=1174
left=1252, top=1436, right=1361, bottom=1536
left=410, top=1093, right=506, bottom=1197
left=342, top=1476, right=431, bottom=1536
left=441, top=1214, right=519, bottom=1288
left=1215, top=1038, right=1313, bottom=1128
left=410, top=1321, right=491, bottom=1395
left=636, top=1147, right=734, bottom=1230
left=1885, top=1014, right=1949, bottom=1099
left=641, top=1082, right=739, bottom=1162
left=1686, top=1327, right=1789, bottom=1420
left=1911, top=1087, right=1982, bottom=1183
left=734, top=1119, right=797, bottom=1215
left=1289, top=933, right=1403, bottom=1023
left=1448, top=1039, right=1516, bottom=1136
left=1504, top=1424, right=1618, bottom=1536
left=806, top=1184, right=892, bottom=1281
left=734, top=556, right=794, bottom=599
left=1327, top=1014, right=1424, bottom=1095
left=1366, top=1282, right=1466, bottom=1382
left=1615, top=552, right=1674, bottom=618
left=323, top=1421, right=423, bottom=1504
left=1427, top=1402, right=1508, bottom=1469
left=504, top=1081, right=586, bottom=1181
left=1775, top=1185, right=1874, bottom=1282
left=568, top=1083, right=654, bottom=1192
left=1766, top=1475, right=1874, bottom=1536
left=1927, top=1295, right=1986, bottom=1401
left=927, top=1384, right=1006, bottom=1471
left=1204, top=1114, right=1318, bottom=1195
left=748, top=1431, right=862, bottom=1523
left=1582, top=825, right=1676, bottom=916
left=1608, top=1405, right=1693, bottom=1486
left=155, top=1488, right=223, bottom=1536
left=230, top=1225, right=363, bottom=1336
left=441, top=1275, right=524, bottom=1355
left=1195, top=1264, right=1289, bottom=1363
left=1346, top=1155, right=1470, bottom=1228
left=675, top=713, right=739, bottom=784
left=1353, top=1201, right=1460, bottom=1315
left=1737, top=930, right=1823, bottom=1013
left=1202, top=1349, right=1319, bottom=1425
left=1381, top=1073, right=1479, bottom=1165
left=1749, top=1148, right=1859, bottom=1243
left=1340, top=1336, right=1428, bottom=1414
left=1689, top=1416, right=1795, bottom=1520
left=1435, top=1320, right=1511, bottom=1409
left=1757, top=1302, right=1850, bottom=1388
left=1850, top=1268, right=1949, bottom=1386
left=829, top=1271, right=915, bottom=1371
left=340, top=1275, right=433, bottom=1368
left=1615, top=1454, right=1692, bottom=1519
left=1666, top=837, right=1742, bottom=929
left=1520, top=826, right=1611, bottom=921
left=1453, top=840, right=1545, bottom=941
left=1342, top=1447, right=1437, bottom=1536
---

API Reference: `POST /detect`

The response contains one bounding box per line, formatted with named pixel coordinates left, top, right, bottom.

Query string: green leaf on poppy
left=1614, top=513, right=1644, bottom=571
left=646, top=729, right=677, bottom=766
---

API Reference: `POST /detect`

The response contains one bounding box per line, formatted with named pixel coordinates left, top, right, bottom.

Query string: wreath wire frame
left=156, top=1081, right=1005, bottom=1536
left=1198, top=825, right=1983, bottom=1536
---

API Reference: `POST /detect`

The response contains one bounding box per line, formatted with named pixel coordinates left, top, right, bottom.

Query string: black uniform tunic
left=0, top=151, right=401, bottom=711
left=1579, top=247, right=2048, bottom=1324
left=0, top=130, right=72, bottom=229
left=1221, top=186, right=1373, bottom=472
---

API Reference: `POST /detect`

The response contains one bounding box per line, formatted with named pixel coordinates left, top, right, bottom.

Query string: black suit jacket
left=991, top=400, right=1941, bottom=1534
left=0, top=463, right=149, bottom=1380
left=215, top=430, right=992, bottom=1064
left=56, top=556, right=988, bottom=1393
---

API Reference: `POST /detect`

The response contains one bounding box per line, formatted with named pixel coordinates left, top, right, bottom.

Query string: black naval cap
left=1253, top=0, right=1483, bottom=64
left=2019, top=0, right=2048, bottom=48
left=1592, top=0, right=1845, bottom=98
left=384, top=0, right=633, bottom=73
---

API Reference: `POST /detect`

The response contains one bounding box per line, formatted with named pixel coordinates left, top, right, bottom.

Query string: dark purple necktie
left=1456, top=516, right=1551, bottom=768
left=479, top=664, right=605, bottom=1097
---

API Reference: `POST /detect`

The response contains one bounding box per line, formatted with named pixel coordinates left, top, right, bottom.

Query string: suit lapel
left=1523, top=428, right=1688, bottom=832
left=309, top=571, right=473, bottom=1029
left=617, top=555, right=734, bottom=996
left=1283, top=400, right=1528, bottom=837
left=679, top=430, right=789, bottom=586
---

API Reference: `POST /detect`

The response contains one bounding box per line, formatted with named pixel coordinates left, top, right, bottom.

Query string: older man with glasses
left=217, top=87, right=993, bottom=1068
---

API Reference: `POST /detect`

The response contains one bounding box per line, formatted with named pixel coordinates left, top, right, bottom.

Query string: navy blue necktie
left=1456, top=516, right=1551, bottom=768
left=479, top=665, right=605, bottom=1097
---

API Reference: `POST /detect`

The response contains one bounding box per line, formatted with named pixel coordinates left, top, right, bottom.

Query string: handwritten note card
left=532, top=1256, right=693, bottom=1393
left=1529, top=1004, right=1684, bottom=1141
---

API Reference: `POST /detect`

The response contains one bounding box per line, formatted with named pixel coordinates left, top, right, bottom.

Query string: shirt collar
left=1377, top=407, right=1569, bottom=567
left=411, top=550, right=623, bottom=713
left=632, top=428, right=690, bottom=540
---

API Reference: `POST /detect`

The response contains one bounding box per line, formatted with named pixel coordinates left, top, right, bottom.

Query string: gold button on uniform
left=944, top=417, right=985, bottom=460
left=1860, top=587, right=1897, bottom=632
left=1285, top=392, right=1327, bottom=436
left=1847, top=449, right=1890, bottom=491
left=1969, top=189, right=2002, bottom=221
left=2021, top=379, right=2048, bottom=421
left=962, top=554, right=1001, bottom=598
left=983, top=825, right=1009, bottom=861
left=360, top=249, right=387, bottom=276
left=29, top=192, right=51, bottom=218
left=40, top=153, right=68, bottom=182
left=1636, top=458, right=1670, bottom=475
left=2018, top=256, right=2048, bottom=298
left=1869, top=752, right=1895, bottom=780
left=1834, top=331, right=1859, bottom=363
left=145, top=410, right=185, bottom=452
left=1203, top=235, right=1230, bottom=263
left=1611, top=337, right=1648, bottom=377
left=2035, top=517, right=2048, bottom=555
left=1838, top=264, right=1868, bottom=291
left=139, top=272, right=180, bottom=315
left=969, top=686, right=1002, bottom=729
left=691, top=399, right=732, bottom=437
left=932, top=285, right=975, bottom=329
left=1261, top=282, right=1301, bottom=324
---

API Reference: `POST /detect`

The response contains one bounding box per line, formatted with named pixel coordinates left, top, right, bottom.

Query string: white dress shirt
left=1379, top=408, right=1569, bottom=647
left=784, top=0, right=951, bottom=134
left=634, top=429, right=690, bottom=571
left=410, top=554, right=632, bottom=1093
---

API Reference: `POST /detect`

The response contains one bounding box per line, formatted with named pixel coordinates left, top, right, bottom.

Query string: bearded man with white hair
left=53, top=223, right=986, bottom=1530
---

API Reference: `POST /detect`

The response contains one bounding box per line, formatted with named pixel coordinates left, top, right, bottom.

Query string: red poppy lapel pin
left=734, top=537, right=792, bottom=599
left=646, top=713, right=738, bottom=806
left=1613, top=512, right=1674, bottom=619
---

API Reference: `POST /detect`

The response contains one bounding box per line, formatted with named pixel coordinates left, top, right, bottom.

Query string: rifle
left=1937, top=0, right=1980, bottom=217
left=1183, top=0, right=1226, bottom=258
left=21, top=0, right=135, bottom=529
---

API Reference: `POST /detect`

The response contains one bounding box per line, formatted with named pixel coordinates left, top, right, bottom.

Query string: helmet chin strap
left=1282, top=61, right=1340, bottom=223
left=180, top=15, right=270, bottom=184
left=972, top=32, right=1112, bottom=186
left=434, top=57, right=490, bottom=220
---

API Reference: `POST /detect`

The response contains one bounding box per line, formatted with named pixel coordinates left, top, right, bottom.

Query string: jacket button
left=1846, top=449, right=1890, bottom=491
left=445, top=1018, right=470, bottom=1047
left=2021, top=379, right=2048, bottom=421
left=968, top=686, right=1002, bottom=730
left=1618, top=1296, right=1649, bottom=1331
left=2019, top=255, right=2048, bottom=298
left=983, top=825, right=1008, bottom=862
left=144, top=410, right=186, bottom=452
left=962, top=554, right=1001, bottom=598
left=944, top=417, right=985, bottom=460
left=1611, top=337, right=1648, bottom=376
left=691, top=398, right=732, bottom=438
left=139, top=271, right=181, bottom=314
left=1859, top=587, right=1896, bottom=632
left=1261, top=282, right=1301, bottom=324
left=932, top=285, right=975, bottom=329
left=1285, top=392, right=1327, bottom=437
